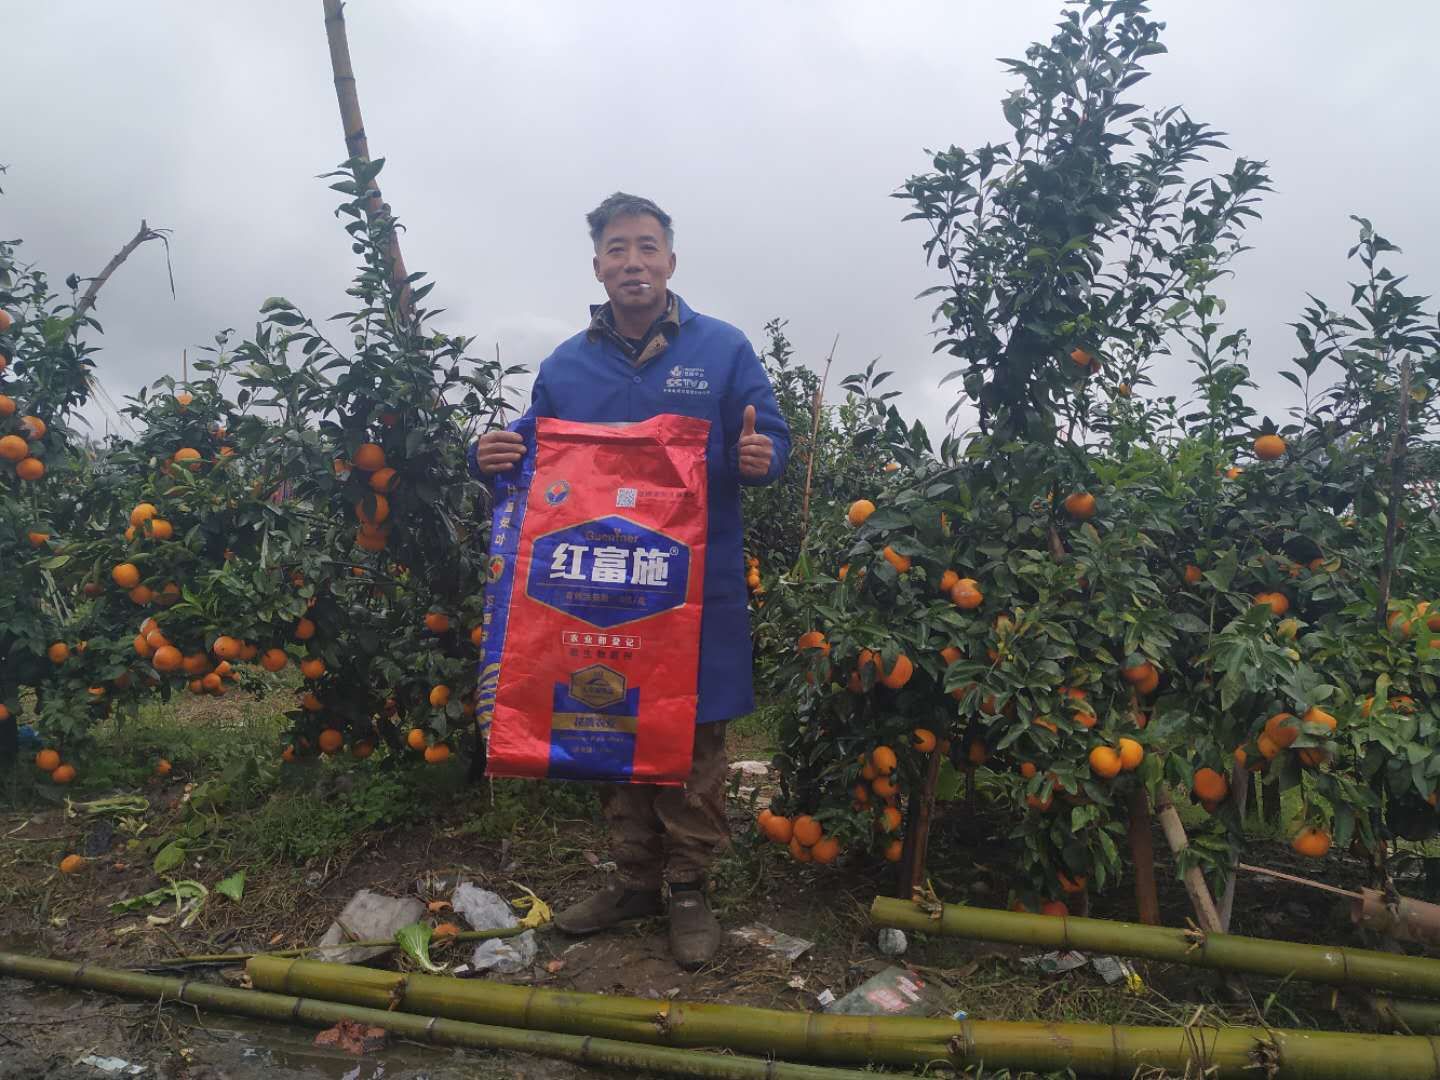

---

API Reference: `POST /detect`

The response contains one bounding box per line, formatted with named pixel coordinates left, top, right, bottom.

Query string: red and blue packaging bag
left=477, top=414, right=710, bottom=785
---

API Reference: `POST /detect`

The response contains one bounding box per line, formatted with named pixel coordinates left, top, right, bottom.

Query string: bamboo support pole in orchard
left=1375, top=356, right=1412, bottom=628
left=321, top=0, right=413, bottom=318
left=870, top=897, right=1440, bottom=999
left=237, top=955, right=1440, bottom=1079
left=145, top=926, right=526, bottom=967
left=1371, top=995, right=1440, bottom=1035
left=0, top=952, right=871, bottom=1080
left=1218, top=764, right=1251, bottom=931
left=1152, top=787, right=1224, bottom=931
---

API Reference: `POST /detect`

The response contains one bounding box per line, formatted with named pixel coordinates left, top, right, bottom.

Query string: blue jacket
left=472, top=294, right=789, bottom=723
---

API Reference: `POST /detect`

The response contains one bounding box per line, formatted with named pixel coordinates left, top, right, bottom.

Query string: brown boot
left=668, top=885, right=720, bottom=969
left=554, top=883, right=663, bottom=935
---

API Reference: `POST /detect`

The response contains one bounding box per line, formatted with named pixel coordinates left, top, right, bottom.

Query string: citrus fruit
left=1254, top=433, right=1286, bottom=460
left=1063, top=492, right=1096, bottom=519
left=846, top=499, right=875, bottom=527
left=1088, top=746, right=1122, bottom=779
left=1292, top=826, right=1332, bottom=858
left=35, top=749, right=60, bottom=772
left=1192, top=767, right=1228, bottom=802
left=792, top=815, right=823, bottom=847
left=353, top=442, right=386, bottom=471
left=424, top=743, right=452, bottom=764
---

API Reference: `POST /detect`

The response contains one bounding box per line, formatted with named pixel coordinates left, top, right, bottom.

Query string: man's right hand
left=474, top=429, right=526, bottom=475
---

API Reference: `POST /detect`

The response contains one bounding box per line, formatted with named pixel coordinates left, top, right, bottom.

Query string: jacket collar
left=587, top=292, right=694, bottom=366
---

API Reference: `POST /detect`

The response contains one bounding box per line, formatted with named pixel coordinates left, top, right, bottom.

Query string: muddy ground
left=0, top=706, right=1421, bottom=1079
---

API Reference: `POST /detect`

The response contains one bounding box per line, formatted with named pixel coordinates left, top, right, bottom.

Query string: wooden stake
left=1376, top=356, right=1413, bottom=629
left=74, top=220, right=172, bottom=321
left=1152, top=787, right=1222, bottom=931
left=799, top=334, right=838, bottom=540
left=321, top=0, right=413, bottom=319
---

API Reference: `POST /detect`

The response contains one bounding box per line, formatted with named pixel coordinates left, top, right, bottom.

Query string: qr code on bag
left=615, top=487, right=637, bottom=508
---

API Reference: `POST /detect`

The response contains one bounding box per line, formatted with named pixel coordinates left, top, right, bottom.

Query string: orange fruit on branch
left=884, top=839, right=904, bottom=862
left=129, top=503, right=157, bottom=527
left=878, top=652, right=914, bottom=689
left=300, top=657, right=326, bottom=680
left=112, top=562, right=141, bottom=589
left=1192, top=767, right=1229, bottom=803
left=152, top=645, right=182, bottom=672
left=51, top=764, right=76, bottom=784
left=355, top=494, right=390, bottom=526
left=35, top=749, right=61, bottom=772
left=1057, top=871, right=1088, bottom=895
left=261, top=648, right=289, bottom=672
left=1040, top=900, right=1069, bottom=917
left=15, top=457, right=44, bottom=480
left=870, top=745, right=897, bottom=774
left=0, top=434, right=28, bottom=461
left=788, top=836, right=812, bottom=862
left=293, top=618, right=316, bottom=642
left=0, top=394, right=13, bottom=416
left=145, top=518, right=173, bottom=541
left=1116, top=738, right=1144, bottom=771
left=811, top=836, right=841, bottom=864
left=212, top=636, right=242, bottom=661
left=950, top=579, right=983, bottom=610
left=429, top=685, right=451, bottom=708
left=846, top=499, right=875, bottom=527
left=369, top=467, right=398, bottom=493
left=1292, top=826, right=1332, bottom=858
left=796, top=630, right=829, bottom=655
left=764, top=814, right=794, bottom=844
left=173, top=447, right=202, bottom=470
left=871, top=775, right=898, bottom=799
left=792, top=815, right=823, bottom=847
left=1088, top=746, right=1122, bottom=779
left=881, top=546, right=911, bottom=574
left=1019, top=762, right=1037, bottom=779
left=880, top=806, right=902, bottom=832
left=424, top=743, right=451, bottom=764
left=1062, top=492, right=1096, bottom=520
left=1121, top=659, right=1157, bottom=686
left=912, top=727, right=937, bottom=753
left=938, top=569, right=960, bottom=594
left=1254, top=434, right=1286, bottom=461
left=1264, top=712, right=1299, bottom=750
left=1183, top=564, right=1204, bottom=585
left=46, top=642, right=69, bottom=664
left=318, top=729, right=344, bottom=754
left=406, top=728, right=428, bottom=750
left=353, top=443, right=386, bottom=471
left=1254, top=591, right=1290, bottom=617
left=967, top=740, right=988, bottom=767
left=19, top=415, right=46, bottom=439
left=424, top=612, right=452, bottom=634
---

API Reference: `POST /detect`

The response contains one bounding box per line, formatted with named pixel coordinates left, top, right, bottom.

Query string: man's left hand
left=738, top=404, right=773, bottom=480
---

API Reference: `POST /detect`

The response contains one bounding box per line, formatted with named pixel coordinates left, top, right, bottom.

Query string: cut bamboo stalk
left=870, top=897, right=1440, bottom=999
left=1371, top=995, right=1440, bottom=1035
left=1152, top=787, right=1223, bottom=931
left=1353, top=888, right=1440, bottom=947
left=1127, top=787, right=1161, bottom=926
left=145, top=926, right=525, bottom=967
left=0, top=951, right=871, bottom=1080
left=238, top=954, right=1440, bottom=1078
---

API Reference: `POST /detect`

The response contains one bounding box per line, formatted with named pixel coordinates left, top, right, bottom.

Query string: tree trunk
left=1151, top=788, right=1223, bottom=931
left=1262, top=775, right=1281, bottom=827
left=898, top=747, right=943, bottom=899
left=1127, top=788, right=1161, bottom=925
left=1218, top=764, right=1250, bottom=931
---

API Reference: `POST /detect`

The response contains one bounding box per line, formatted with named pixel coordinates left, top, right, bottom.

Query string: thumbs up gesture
left=737, top=404, right=773, bottom=480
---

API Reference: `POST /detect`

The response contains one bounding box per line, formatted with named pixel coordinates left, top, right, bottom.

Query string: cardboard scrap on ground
left=313, top=1018, right=388, bottom=1054
left=314, top=889, right=425, bottom=964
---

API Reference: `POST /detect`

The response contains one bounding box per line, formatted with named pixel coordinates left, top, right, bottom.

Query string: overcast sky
left=6, top=2, right=1438, bottom=442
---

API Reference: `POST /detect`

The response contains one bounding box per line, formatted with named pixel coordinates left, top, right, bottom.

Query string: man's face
left=593, top=213, right=676, bottom=316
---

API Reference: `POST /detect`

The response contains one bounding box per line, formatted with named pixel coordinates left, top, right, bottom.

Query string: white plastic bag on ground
left=452, top=881, right=537, bottom=973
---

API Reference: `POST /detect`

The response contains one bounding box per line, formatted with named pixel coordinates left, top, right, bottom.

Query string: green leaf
left=395, top=922, right=448, bottom=974
left=153, top=842, right=186, bottom=875
left=215, top=871, right=246, bottom=903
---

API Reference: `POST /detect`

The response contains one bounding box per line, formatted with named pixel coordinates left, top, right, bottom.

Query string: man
left=472, top=192, right=789, bottom=968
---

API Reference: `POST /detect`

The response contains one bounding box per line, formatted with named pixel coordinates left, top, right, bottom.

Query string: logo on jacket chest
left=664, top=364, right=710, bottom=397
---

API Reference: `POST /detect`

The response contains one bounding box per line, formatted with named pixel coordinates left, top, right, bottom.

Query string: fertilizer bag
left=477, top=414, right=710, bottom=784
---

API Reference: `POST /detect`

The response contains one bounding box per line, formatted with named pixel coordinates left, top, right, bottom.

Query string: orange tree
left=193, top=158, right=513, bottom=770
left=753, top=0, right=1440, bottom=908
left=7, top=159, right=512, bottom=787
left=0, top=222, right=107, bottom=774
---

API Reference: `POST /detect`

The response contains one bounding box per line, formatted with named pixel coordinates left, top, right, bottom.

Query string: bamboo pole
left=1372, top=995, right=1440, bottom=1035
left=799, top=334, right=838, bottom=538
left=1152, top=787, right=1224, bottom=930
left=237, top=955, right=1440, bottom=1078
left=0, top=952, right=871, bottom=1080
left=870, top=897, right=1440, bottom=999
left=145, top=926, right=526, bottom=967
left=74, top=220, right=173, bottom=321
left=321, top=0, right=413, bottom=318
left=1127, top=787, right=1161, bottom=926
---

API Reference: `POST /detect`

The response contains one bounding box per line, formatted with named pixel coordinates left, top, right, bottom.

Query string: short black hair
left=586, top=192, right=674, bottom=251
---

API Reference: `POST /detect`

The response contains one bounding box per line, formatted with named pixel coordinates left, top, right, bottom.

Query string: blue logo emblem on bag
left=544, top=480, right=570, bottom=505
left=526, top=515, right=690, bottom=628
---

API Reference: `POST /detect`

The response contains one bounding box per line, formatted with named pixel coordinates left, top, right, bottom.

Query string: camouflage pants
left=601, top=721, right=729, bottom=888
